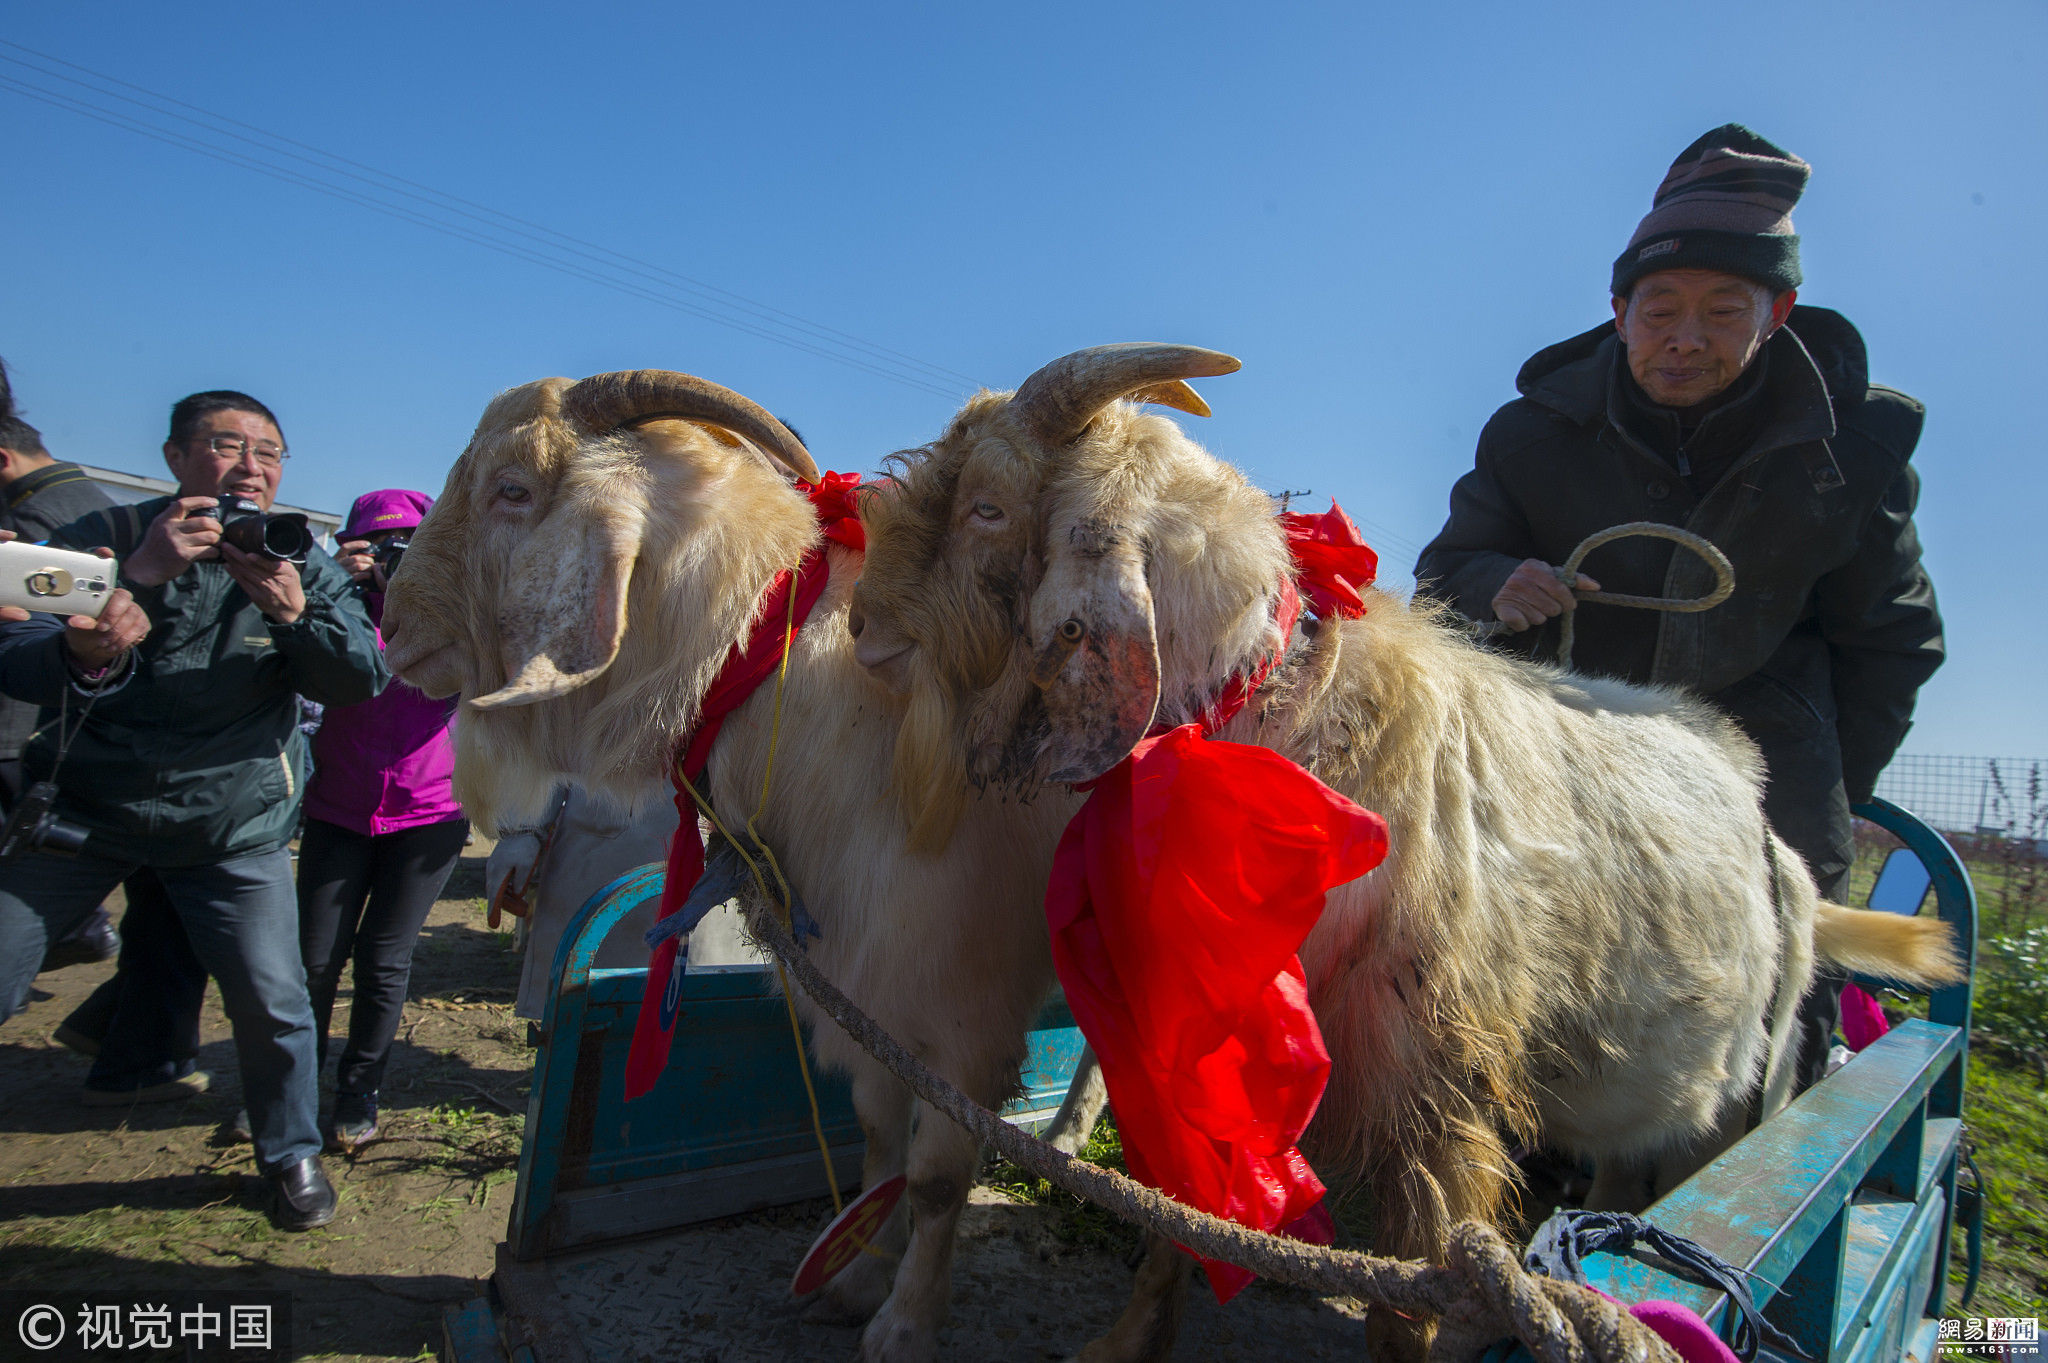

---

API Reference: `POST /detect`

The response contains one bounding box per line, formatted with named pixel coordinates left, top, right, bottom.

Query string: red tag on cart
left=790, top=1175, right=905, bottom=1296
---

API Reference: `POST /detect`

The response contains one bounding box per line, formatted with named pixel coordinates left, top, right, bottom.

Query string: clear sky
left=2, top=2, right=2040, bottom=756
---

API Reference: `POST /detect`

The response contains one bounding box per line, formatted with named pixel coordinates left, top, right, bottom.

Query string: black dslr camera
left=0, top=781, right=90, bottom=860
left=352, top=535, right=410, bottom=597
left=373, top=535, right=409, bottom=580
left=191, top=496, right=313, bottom=566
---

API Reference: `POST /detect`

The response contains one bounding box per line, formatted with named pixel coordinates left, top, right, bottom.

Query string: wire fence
left=1872, top=755, right=2048, bottom=839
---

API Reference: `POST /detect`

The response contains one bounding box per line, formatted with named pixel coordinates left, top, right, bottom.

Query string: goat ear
left=1032, top=539, right=1161, bottom=784
left=469, top=507, right=635, bottom=711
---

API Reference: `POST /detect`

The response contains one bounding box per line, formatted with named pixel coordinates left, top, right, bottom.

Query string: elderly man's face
left=162, top=408, right=287, bottom=510
left=1612, top=270, right=1795, bottom=407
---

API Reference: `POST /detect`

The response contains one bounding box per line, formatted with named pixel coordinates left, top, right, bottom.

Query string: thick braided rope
left=747, top=909, right=1682, bottom=1363
left=1471, top=523, right=1734, bottom=672
left=1554, top=523, right=1734, bottom=670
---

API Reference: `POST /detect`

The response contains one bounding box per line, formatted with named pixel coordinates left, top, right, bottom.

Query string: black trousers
left=296, top=816, right=469, bottom=1095
left=69, top=872, right=210, bottom=1088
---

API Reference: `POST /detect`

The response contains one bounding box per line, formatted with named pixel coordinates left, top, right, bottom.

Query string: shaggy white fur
left=851, top=359, right=1960, bottom=1363
left=382, top=374, right=1080, bottom=1363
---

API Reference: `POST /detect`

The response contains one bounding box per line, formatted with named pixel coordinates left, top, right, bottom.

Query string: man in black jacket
left=0, top=364, right=145, bottom=980
left=0, top=370, right=123, bottom=805
left=1414, top=125, right=1944, bottom=1090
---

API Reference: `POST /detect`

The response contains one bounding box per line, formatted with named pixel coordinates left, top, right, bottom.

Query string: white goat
left=381, top=371, right=1080, bottom=1363
left=848, top=343, right=1963, bottom=1363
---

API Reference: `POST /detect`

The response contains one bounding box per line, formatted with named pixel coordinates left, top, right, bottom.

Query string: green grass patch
left=982, top=1116, right=1142, bottom=1258
left=1956, top=1048, right=2048, bottom=1316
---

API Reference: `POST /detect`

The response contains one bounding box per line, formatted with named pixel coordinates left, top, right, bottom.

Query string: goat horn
left=562, top=370, right=820, bottom=484
left=1011, top=344, right=1241, bottom=448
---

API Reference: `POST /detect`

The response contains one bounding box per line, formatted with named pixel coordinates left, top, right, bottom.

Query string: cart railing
left=1503, top=799, right=1977, bottom=1363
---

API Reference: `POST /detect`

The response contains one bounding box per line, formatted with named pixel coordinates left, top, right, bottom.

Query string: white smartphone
left=0, top=540, right=116, bottom=618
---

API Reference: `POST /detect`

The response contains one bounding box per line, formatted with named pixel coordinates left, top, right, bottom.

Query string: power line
left=0, top=40, right=982, bottom=400
left=0, top=39, right=983, bottom=391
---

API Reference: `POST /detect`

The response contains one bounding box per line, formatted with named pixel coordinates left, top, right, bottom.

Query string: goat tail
left=1813, top=901, right=1966, bottom=988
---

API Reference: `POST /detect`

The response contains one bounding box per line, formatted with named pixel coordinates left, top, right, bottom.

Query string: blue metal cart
left=1497, top=798, right=1980, bottom=1363
left=447, top=799, right=1978, bottom=1363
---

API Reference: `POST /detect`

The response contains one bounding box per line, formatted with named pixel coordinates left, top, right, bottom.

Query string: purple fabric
left=342, top=488, right=433, bottom=543
left=1840, top=982, right=1892, bottom=1051
left=1630, top=1300, right=1744, bottom=1363
left=305, top=630, right=461, bottom=835
left=306, top=487, right=461, bottom=835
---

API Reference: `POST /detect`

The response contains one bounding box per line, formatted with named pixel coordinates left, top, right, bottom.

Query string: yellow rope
left=674, top=572, right=889, bottom=1258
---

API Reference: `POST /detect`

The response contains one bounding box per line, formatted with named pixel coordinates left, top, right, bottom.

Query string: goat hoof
left=859, top=1308, right=937, bottom=1363
left=802, top=1265, right=891, bottom=1328
left=803, top=1288, right=882, bottom=1329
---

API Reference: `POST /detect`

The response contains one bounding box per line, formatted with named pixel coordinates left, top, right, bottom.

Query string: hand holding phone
left=0, top=532, right=149, bottom=668
left=0, top=537, right=116, bottom=618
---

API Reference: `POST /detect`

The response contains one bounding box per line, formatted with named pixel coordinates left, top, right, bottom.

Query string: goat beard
left=893, top=663, right=975, bottom=855
left=451, top=681, right=667, bottom=836
left=453, top=710, right=571, bottom=835
left=973, top=685, right=1051, bottom=803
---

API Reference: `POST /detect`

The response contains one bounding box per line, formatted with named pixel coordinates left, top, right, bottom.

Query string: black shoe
left=79, top=1069, right=211, bottom=1106
left=270, top=1156, right=338, bottom=1231
left=330, top=1091, right=379, bottom=1151
left=52, top=1023, right=103, bottom=1058
left=39, top=908, right=120, bottom=972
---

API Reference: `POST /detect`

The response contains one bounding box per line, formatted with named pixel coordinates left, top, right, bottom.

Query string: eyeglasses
left=201, top=435, right=289, bottom=467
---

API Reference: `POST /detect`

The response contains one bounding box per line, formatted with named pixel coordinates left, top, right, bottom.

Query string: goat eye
left=970, top=502, right=1004, bottom=523
left=496, top=482, right=532, bottom=505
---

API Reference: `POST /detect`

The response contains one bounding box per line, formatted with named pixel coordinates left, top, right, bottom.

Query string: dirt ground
left=0, top=842, right=528, bottom=1362
left=6, top=835, right=2031, bottom=1360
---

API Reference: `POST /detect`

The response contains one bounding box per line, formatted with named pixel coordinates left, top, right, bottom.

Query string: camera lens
left=35, top=814, right=91, bottom=858
left=260, top=515, right=314, bottom=564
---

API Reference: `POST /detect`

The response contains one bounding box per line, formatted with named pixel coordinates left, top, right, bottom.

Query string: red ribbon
left=622, top=475, right=864, bottom=1102
left=1044, top=500, right=1386, bottom=1301
left=1279, top=500, right=1378, bottom=622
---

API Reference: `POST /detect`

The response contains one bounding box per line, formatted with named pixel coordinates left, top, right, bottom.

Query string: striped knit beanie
left=1611, top=124, right=1809, bottom=299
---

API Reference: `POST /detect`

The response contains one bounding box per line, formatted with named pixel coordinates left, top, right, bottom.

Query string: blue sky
left=2, top=2, right=2040, bottom=756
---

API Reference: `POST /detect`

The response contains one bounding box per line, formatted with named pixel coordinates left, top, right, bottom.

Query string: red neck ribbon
left=1044, top=499, right=1385, bottom=1302
left=623, top=473, right=865, bottom=1102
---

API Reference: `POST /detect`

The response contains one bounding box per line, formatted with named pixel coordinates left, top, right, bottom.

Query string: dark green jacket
left=1415, top=308, right=1943, bottom=878
left=0, top=495, right=388, bottom=865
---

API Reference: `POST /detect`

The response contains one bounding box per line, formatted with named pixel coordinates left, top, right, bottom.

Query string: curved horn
left=563, top=370, right=820, bottom=483
left=1011, top=343, right=1241, bottom=448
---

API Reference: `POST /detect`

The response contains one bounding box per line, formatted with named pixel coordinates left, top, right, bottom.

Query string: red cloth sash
left=622, top=474, right=864, bottom=1101
left=1045, top=498, right=1384, bottom=1301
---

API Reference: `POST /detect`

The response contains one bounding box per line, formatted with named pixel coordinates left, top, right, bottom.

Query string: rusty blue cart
left=443, top=863, right=1089, bottom=1362
left=446, top=798, right=1978, bottom=1363
left=1489, top=797, right=1980, bottom=1363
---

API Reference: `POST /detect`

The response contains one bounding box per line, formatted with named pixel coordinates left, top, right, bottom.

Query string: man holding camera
left=0, top=390, right=386, bottom=1230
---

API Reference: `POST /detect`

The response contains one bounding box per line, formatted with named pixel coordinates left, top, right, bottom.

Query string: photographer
left=296, top=489, right=466, bottom=1151
left=0, top=390, right=386, bottom=1232
left=1, top=358, right=123, bottom=968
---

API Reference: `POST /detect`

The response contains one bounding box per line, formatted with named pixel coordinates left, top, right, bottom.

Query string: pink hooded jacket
left=302, top=489, right=465, bottom=835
